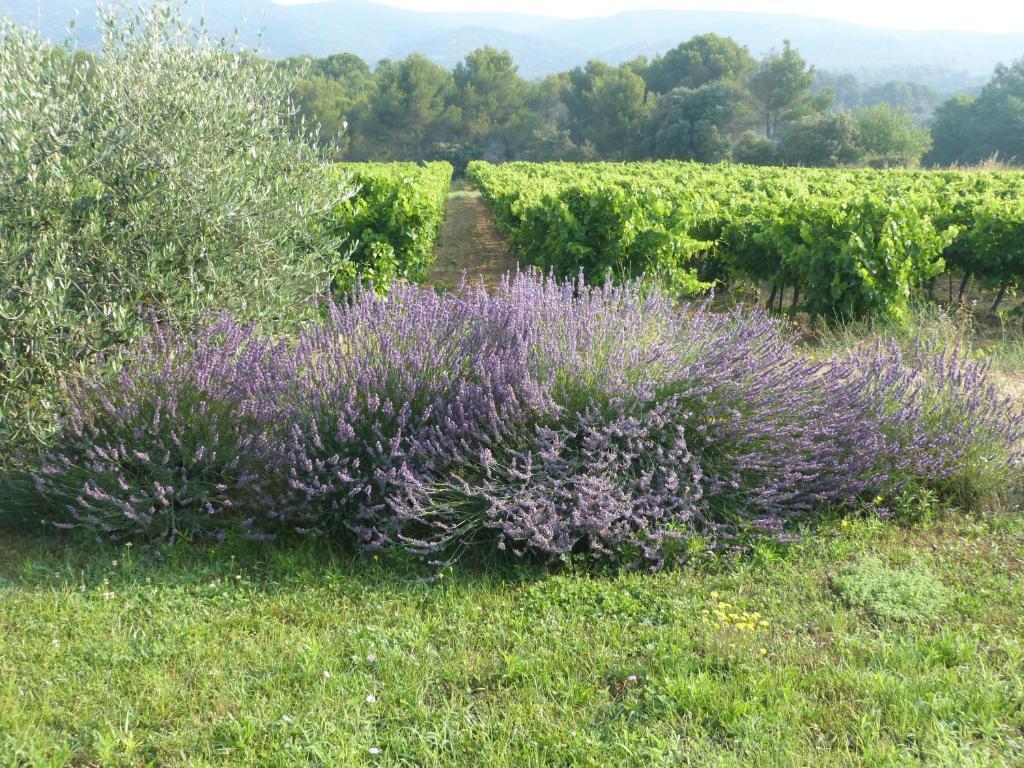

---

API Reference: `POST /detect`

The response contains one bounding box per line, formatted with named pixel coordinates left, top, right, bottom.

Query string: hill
left=2, top=0, right=1021, bottom=89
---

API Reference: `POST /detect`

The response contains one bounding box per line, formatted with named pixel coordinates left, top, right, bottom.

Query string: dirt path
left=427, top=187, right=520, bottom=291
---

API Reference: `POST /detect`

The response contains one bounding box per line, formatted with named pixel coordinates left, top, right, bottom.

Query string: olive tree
left=0, top=3, right=352, bottom=452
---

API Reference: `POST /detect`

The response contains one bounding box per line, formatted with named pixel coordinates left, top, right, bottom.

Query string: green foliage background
left=470, top=160, right=1024, bottom=321
left=325, top=162, right=452, bottom=289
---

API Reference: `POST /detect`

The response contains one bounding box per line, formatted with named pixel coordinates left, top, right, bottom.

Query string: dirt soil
left=426, top=189, right=520, bottom=291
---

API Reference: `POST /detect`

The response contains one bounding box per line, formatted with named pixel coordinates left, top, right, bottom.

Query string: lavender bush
left=32, top=316, right=295, bottom=541
left=386, top=277, right=889, bottom=558
left=281, top=282, right=547, bottom=547
left=28, top=272, right=1024, bottom=562
left=842, top=339, right=1024, bottom=502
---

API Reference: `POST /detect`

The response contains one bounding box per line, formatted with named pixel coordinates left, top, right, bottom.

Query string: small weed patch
left=832, top=556, right=948, bottom=623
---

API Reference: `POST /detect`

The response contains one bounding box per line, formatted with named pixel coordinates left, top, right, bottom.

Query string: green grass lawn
left=2, top=504, right=1022, bottom=767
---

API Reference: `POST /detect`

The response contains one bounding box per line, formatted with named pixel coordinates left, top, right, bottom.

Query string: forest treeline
left=279, top=34, right=1024, bottom=170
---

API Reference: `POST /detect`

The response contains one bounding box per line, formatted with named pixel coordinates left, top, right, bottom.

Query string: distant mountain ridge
left=2, top=0, right=1020, bottom=89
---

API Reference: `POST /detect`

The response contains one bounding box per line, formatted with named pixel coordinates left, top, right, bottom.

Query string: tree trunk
left=991, top=283, right=1008, bottom=314
left=767, top=283, right=777, bottom=310
left=958, top=273, right=971, bottom=302
left=791, top=286, right=800, bottom=310
left=927, top=277, right=936, bottom=299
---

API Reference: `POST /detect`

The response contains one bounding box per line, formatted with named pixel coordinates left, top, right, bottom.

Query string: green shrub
left=469, top=161, right=1023, bottom=323
left=468, top=161, right=714, bottom=295
left=754, top=192, right=954, bottom=321
left=965, top=197, right=1024, bottom=307
left=323, top=162, right=452, bottom=288
left=831, top=556, right=947, bottom=623
left=0, top=4, right=352, bottom=458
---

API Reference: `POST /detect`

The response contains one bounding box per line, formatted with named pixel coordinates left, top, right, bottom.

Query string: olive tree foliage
left=0, top=3, right=352, bottom=451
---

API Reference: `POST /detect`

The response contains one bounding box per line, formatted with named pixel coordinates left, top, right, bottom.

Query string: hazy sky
left=273, top=0, right=1024, bottom=34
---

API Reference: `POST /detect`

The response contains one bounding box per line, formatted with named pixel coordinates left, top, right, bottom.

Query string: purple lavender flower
left=30, top=271, right=1023, bottom=562
left=32, top=314, right=297, bottom=540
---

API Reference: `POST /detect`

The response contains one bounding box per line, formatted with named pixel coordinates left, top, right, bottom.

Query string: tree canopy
left=927, top=58, right=1024, bottom=165
left=280, top=33, right=1004, bottom=170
